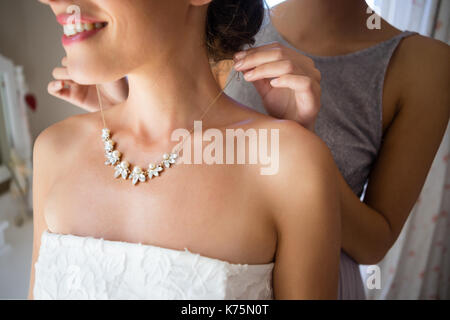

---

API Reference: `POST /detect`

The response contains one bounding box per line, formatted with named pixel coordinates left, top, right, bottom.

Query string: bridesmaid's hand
left=233, top=43, right=321, bottom=132
left=48, top=57, right=129, bottom=112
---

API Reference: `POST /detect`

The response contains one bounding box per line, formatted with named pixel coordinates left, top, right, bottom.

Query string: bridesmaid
left=47, top=0, right=450, bottom=299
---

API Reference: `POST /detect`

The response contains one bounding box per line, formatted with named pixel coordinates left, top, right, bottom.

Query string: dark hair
left=206, top=0, right=265, bottom=62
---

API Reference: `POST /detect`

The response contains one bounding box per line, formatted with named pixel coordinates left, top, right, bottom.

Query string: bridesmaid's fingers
left=47, top=82, right=73, bottom=103
left=251, top=78, right=273, bottom=99
left=234, top=44, right=316, bottom=73
left=47, top=80, right=64, bottom=95
left=52, top=67, right=70, bottom=80
left=270, top=74, right=321, bottom=114
left=234, top=42, right=281, bottom=59
left=234, top=47, right=287, bottom=71
left=48, top=80, right=81, bottom=99
left=271, top=74, right=319, bottom=92
left=243, top=60, right=306, bottom=82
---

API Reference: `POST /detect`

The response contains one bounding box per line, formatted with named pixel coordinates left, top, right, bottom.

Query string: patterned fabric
left=363, top=0, right=450, bottom=300
left=33, top=231, right=274, bottom=300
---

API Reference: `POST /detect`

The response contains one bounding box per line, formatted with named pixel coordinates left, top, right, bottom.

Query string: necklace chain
left=98, top=71, right=237, bottom=185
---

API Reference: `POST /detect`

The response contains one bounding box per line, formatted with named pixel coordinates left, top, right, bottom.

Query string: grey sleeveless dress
left=224, top=13, right=416, bottom=299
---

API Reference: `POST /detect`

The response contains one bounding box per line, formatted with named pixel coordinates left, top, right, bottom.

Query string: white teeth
left=63, top=22, right=105, bottom=37
left=85, top=23, right=94, bottom=31
left=63, top=24, right=76, bottom=36
left=76, top=24, right=84, bottom=33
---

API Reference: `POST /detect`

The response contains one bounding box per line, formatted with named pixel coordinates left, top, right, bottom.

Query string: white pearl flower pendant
left=129, top=166, right=147, bottom=185
left=102, top=128, right=178, bottom=186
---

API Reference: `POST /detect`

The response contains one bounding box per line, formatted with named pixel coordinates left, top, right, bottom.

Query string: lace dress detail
left=33, top=231, right=274, bottom=300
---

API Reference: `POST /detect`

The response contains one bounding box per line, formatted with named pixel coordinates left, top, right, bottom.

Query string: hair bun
left=206, top=0, right=265, bottom=62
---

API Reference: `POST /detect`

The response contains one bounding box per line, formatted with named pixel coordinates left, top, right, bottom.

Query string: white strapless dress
left=33, top=231, right=274, bottom=300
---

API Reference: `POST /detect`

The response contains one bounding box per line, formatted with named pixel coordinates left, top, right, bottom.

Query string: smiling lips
left=56, top=13, right=107, bottom=46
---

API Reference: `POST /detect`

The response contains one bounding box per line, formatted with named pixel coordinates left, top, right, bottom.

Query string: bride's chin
left=65, top=51, right=125, bottom=85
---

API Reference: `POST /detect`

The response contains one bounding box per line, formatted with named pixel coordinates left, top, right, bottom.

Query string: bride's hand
left=48, top=57, right=129, bottom=112
left=233, top=43, right=321, bottom=132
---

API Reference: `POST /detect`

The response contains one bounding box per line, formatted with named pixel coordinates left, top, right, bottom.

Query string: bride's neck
left=115, top=49, right=222, bottom=141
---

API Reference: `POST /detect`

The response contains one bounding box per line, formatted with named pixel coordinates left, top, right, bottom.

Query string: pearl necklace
left=101, top=127, right=179, bottom=185
left=96, top=75, right=234, bottom=186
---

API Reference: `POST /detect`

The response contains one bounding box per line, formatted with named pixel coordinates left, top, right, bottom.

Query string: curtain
left=363, top=0, right=450, bottom=300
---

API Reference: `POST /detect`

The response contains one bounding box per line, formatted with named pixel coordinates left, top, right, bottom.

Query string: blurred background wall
left=0, top=0, right=84, bottom=142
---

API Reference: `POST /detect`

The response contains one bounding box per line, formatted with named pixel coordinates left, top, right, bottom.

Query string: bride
left=29, top=0, right=340, bottom=299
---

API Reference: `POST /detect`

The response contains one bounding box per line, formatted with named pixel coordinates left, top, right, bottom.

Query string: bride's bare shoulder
left=246, top=116, right=338, bottom=204
left=33, top=112, right=100, bottom=171
left=35, top=111, right=98, bottom=147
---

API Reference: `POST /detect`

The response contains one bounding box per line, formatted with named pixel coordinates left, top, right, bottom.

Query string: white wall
left=0, top=0, right=85, bottom=142
left=0, top=192, right=33, bottom=299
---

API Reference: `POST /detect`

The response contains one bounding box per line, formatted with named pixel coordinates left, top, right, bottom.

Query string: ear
left=190, top=0, right=212, bottom=6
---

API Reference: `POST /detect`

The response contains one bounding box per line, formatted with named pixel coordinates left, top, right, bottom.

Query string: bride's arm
left=27, top=128, right=59, bottom=299
left=267, top=121, right=341, bottom=299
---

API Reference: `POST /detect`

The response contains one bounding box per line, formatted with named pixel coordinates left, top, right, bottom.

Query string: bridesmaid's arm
left=216, top=39, right=448, bottom=266
left=267, top=122, right=341, bottom=299
left=339, top=37, right=450, bottom=264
